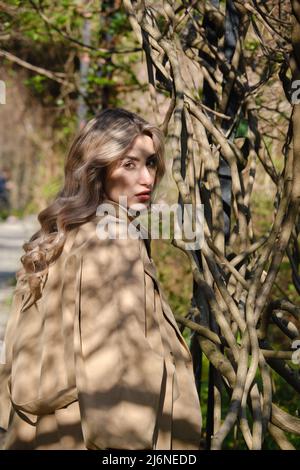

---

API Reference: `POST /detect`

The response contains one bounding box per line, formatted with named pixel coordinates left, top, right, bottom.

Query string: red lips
left=136, top=191, right=151, bottom=196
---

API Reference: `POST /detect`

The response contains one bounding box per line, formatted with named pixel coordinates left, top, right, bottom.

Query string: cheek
left=107, top=171, right=135, bottom=192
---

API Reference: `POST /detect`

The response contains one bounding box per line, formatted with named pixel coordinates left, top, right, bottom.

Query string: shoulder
left=63, top=216, right=145, bottom=290
left=66, top=215, right=141, bottom=264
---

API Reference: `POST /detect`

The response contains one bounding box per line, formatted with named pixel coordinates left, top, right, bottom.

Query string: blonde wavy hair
left=16, top=108, right=165, bottom=310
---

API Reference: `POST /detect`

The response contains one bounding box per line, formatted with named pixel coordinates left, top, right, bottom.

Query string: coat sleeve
left=73, top=234, right=165, bottom=450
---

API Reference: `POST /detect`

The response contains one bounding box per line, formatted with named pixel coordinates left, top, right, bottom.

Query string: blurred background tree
left=0, top=0, right=145, bottom=213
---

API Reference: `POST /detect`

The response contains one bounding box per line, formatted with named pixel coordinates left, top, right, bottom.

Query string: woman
left=0, top=108, right=202, bottom=450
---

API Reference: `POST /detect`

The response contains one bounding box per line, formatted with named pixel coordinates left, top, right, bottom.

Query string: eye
left=123, top=161, right=135, bottom=169
left=147, top=157, right=158, bottom=168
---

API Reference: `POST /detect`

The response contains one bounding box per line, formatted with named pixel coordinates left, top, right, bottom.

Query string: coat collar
left=95, top=198, right=152, bottom=259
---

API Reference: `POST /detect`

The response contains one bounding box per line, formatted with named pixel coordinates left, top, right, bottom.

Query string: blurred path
left=0, top=215, right=39, bottom=340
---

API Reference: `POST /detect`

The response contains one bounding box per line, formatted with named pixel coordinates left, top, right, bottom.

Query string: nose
left=140, top=165, right=154, bottom=186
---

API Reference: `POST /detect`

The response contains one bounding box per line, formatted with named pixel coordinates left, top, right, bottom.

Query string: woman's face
left=103, top=134, right=158, bottom=211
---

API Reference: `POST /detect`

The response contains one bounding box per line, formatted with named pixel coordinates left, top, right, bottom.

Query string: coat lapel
left=142, top=257, right=192, bottom=359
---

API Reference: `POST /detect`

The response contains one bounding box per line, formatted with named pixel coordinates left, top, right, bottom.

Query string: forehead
left=128, top=134, right=155, bottom=156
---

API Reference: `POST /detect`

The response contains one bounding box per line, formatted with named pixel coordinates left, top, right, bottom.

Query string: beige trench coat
left=0, top=199, right=202, bottom=450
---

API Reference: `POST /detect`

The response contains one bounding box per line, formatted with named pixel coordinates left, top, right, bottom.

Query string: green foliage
left=1, top=0, right=139, bottom=121
left=56, top=113, right=77, bottom=140
left=24, top=75, right=47, bottom=94
left=235, top=118, right=248, bottom=138
left=41, top=177, right=62, bottom=201
left=87, top=74, right=116, bottom=89
left=156, top=13, right=167, bottom=32
left=245, top=39, right=260, bottom=51
left=152, top=237, right=192, bottom=318
left=0, top=209, right=10, bottom=221
left=107, top=10, right=129, bottom=36
left=23, top=200, right=39, bottom=216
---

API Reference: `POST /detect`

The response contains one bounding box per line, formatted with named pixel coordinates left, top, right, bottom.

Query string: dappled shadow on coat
left=4, top=224, right=202, bottom=450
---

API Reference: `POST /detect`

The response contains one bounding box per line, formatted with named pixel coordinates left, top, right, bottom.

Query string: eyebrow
left=121, top=153, right=157, bottom=161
